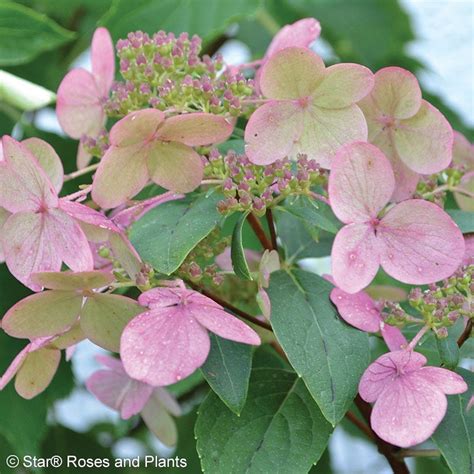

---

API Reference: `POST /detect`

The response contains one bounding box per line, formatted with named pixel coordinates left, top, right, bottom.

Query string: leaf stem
left=345, top=411, right=375, bottom=441
left=354, top=395, right=409, bottom=474
left=457, top=318, right=472, bottom=347
left=64, top=163, right=99, bottom=182
left=397, top=449, right=440, bottom=458
left=247, top=212, right=274, bottom=251
left=186, top=280, right=273, bottom=332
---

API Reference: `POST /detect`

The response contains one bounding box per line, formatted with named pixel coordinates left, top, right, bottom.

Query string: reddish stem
left=457, top=318, right=472, bottom=347
left=265, top=209, right=278, bottom=251
left=247, top=212, right=274, bottom=251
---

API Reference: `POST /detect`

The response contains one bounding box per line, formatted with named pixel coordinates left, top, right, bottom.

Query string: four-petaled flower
left=359, top=350, right=467, bottom=447
left=245, top=46, right=374, bottom=167
left=121, top=286, right=260, bottom=386
left=329, top=141, right=465, bottom=293
left=358, top=67, right=453, bottom=201
left=86, top=355, right=181, bottom=446
left=92, top=109, right=233, bottom=209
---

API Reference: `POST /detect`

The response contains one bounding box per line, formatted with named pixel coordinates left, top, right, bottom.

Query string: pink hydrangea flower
left=86, top=355, right=181, bottom=445
left=57, top=28, right=114, bottom=140
left=358, top=67, right=453, bottom=201
left=452, top=131, right=474, bottom=211
left=0, top=324, right=84, bottom=399
left=329, top=141, right=465, bottom=293
left=121, top=286, right=261, bottom=386
left=92, top=109, right=233, bottom=209
left=330, top=285, right=406, bottom=351
left=359, top=350, right=467, bottom=447
left=245, top=47, right=374, bottom=167
left=0, top=136, right=118, bottom=290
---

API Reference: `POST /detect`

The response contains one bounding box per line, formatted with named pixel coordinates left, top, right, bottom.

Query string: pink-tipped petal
left=329, top=142, right=394, bottom=224
left=370, top=67, right=422, bottom=119
left=330, top=287, right=381, bottom=332
left=265, top=18, right=321, bottom=59
left=96, top=354, right=125, bottom=372
left=0, top=207, right=10, bottom=262
left=393, top=100, right=453, bottom=174
left=153, top=387, right=182, bottom=417
left=260, top=47, right=324, bottom=100
left=121, top=308, right=211, bottom=386
left=15, top=348, right=60, bottom=399
left=45, top=209, right=94, bottom=272
left=147, top=141, right=203, bottom=193
left=141, top=392, right=178, bottom=446
left=56, top=69, right=104, bottom=139
left=417, top=367, right=468, bottom=395
left=2, top=212, right=62, bottom=290
left=380, top=323, right=407, bottom=351
left=313, top=64, right=374, bottom=109
left=452, top=131, right=474, bottom=168
left=454, top=171, right=474, bottom=212
left=91, top=27, right=115, bottom=97
left=331, top=223, right=381, bottom=294
left=92, top=143, right=150, bottom=209
left=77, top=142, right=93, bottom=169
left=190, top=305, right=261, bottom=345
left=378, top=200, right=465, bottom=285
left=22, top=138, right=64, bottom=193
left=31, top=270, right=114, bottom=291
left=245, top=101, right=303, bottom=165
left=156, top=113, right=233, bottom=146
left=0, top=136, right=58, bottom=213
left=0, top=343, right=31, bottom=390
left=59, top=199, right=119, bottom=233
left=110, top=109, right=165, bottom=146
left=138, top=287, right=187, bottom=308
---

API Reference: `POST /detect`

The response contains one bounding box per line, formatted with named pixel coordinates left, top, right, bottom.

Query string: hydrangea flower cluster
left=1, top=16, right=472, bottom=462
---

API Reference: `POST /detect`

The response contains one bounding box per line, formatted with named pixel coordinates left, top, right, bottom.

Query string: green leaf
left=267, top=269, right=370, bottom=425
left=231, top=210, right=253, bottom=280
left=436, top=337, right=459, bottom=370
left=130, top=192, right=223, bottom=275
left=0, top=2, right=75, bottom=66
left=201, top=334, right=252, bottom=414
left=446, top=209, right=474, bottom=233
left=0, top=70, right=56, bottom=111
left=80, top=293, right=144, bottom=352
left=101, top=0, right=262, bottom=43
left=281, top=195, right=341, bottom=235
left=432, top=368, right=473, bottom=474
left=196, top=368, right=333, bottom=473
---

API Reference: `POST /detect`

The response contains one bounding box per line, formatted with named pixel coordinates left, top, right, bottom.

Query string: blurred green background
left=0, top=0, right=472, bottom=472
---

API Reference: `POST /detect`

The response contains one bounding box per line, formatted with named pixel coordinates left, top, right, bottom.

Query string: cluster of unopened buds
left=107, top=30, right=255, bottom=117
left=0, top=14, right=472, bottom=458
left=206, top=150, right=326, bottom=215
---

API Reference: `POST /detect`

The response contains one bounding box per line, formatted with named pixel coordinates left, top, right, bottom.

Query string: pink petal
left=380, top=323, right=407, bottom=351
left=153, top=387, right=182, bottom=417
left=77, top=142, right=93, bottom=169
left=330, top=287, right=381, bottom=332
left=96, top=354, right=125, bottom=372
left=216, top=247, right=262, bottom=272
left=359, top=350, right=426, bottom=403
left=378, top=200, right=465, bottom=285
left=313, top=63, right=374, bottom=109
left=121, top=308, right=211, bottom=386
left=331, top=223, right=381, bottom=294
left=0, top=136, right=58, bottom=213
left=368, top=67, right=422, bottom=120
left=2, top=212, right=62, bottom=290
left=189, top=305, right=261, bottom=345
left=265, top=18, right=321, bottom=59
left=0, top=343, right=31, bottom=390
left=417, top=367, right=468, bottom=395
left=15, top=348, right=61, bottom=399
left=452, top=131, right=474, bottom=168
left=59, top=199, right=119, bottom=232
left=141, top=391, right=178, bottom=445
left=156, top=113, right=233, bottom=146
left=462, top=234, right=474, bottom=266
left=22, top=137, right=64, bottom=193
left=245, top=101, right=303, bottom=165
left=371, top=372, right=448, bottom=447
left=92, top=143, right=150, bottom=209
left=0, top=207, right=10, bottom=262
left=138, top=287, right=187, bottom=308
left=91, top=27, right=115, bottom=97
left=45, top=209, right=94, bottom=272
left=260, top=47, right=324, bottom=100
left=393, top=100, right=453, bottom=174
left=328, top=142, right=394, bottom=224
left=110, top=109, right=165, bottom=147
left=86, top=369, right=153, bottom=419
left=56, top=69, right=104, bottom=139
left=147, top=141, right=203, bottom=193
